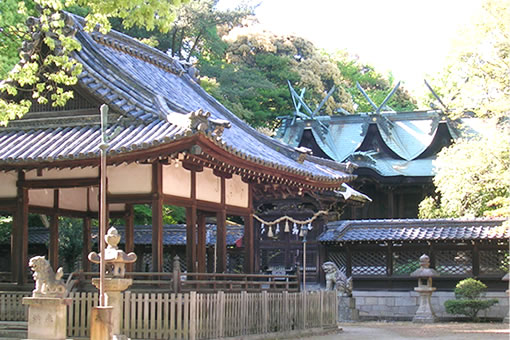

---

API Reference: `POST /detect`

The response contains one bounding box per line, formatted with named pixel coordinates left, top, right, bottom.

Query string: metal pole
left=99, top=104, right=109, bottom=307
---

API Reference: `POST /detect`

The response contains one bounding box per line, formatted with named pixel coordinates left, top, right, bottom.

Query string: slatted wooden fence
left=0, top=291, right=30, bottom=321
left=1, top=290, right=337, bottom=339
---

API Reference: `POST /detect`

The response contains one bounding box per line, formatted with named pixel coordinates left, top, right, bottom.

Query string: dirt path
left=302, top=322, right=510, bottom=340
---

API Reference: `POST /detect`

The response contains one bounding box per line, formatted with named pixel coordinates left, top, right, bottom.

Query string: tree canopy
left=419, top=0, right=510, bottom=219
left=0, top=0, right=187, bottom=125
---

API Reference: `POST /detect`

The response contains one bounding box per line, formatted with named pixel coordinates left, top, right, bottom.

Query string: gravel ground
left=301, top=322, right=510, bottom=340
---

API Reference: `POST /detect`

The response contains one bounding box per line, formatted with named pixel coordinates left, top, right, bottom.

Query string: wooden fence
left=0, top=291, right=30, bottom=321
left=1, top=290, right=337, bottom=339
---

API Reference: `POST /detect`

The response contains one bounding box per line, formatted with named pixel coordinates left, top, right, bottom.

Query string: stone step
left=0, top=321, right=27, bottom=339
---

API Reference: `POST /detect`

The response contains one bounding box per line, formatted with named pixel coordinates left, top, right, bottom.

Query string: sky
left=218, top=0, right=484, bottom=98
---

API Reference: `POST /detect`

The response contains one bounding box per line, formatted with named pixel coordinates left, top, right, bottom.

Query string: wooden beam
left=107, top=193, right=153, bottom=204
left=125, top=204, right=135, bottom=273
left=19, top=177, right=99, bottom=189
left=151, top=162, right=163, bottom=272
left=14, top=171, right=29, bottom=284
left=82, top=217, right=92, bottom=272
left=197, top=213, right=206, bottom=273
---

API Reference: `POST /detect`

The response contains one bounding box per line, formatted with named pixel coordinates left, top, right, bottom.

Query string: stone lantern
left=89, top=226, right=137, bottom=340
left=410, top=254, right=439, bottom=323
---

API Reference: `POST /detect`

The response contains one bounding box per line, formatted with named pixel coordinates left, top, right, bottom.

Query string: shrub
left=444, top=278, right=498, bottom=321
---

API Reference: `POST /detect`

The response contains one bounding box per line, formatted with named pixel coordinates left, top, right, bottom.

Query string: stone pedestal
left=338, top=295, right=359, bottom=322
left=22, top=297, right=71, bottom=340
left=92, top=278, right=133, bottom=338
left=90, top=306, right=114, bottom=340
left=413, top=287, right=437, bottom=323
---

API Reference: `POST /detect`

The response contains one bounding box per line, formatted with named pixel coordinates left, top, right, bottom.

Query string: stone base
left=22, top=297, right=71, bottom=340
left=338, top=296, right=359, bottom=322
left=413, top=313, right=438, bottom=323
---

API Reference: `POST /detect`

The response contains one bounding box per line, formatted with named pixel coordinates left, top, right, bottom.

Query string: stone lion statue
left=28, top=256, right=66, bottom=298
left=322, top=261, right=353, bottom=296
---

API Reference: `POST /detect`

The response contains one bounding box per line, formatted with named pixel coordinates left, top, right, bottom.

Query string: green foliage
left=444, top=299, right=499, bottom=321
left=0, top=0, right=186, bottom=125
left=419, top=121, right=510, bottom=218
left=57, top=217, right=83, bottom=272
left=444, top=278, right=498, bottom=321
left=334, top=51, right=417, bottom=112
left=0, top=216, right=12, bottom=243
left=454, top=278, right=489, bottom=299
left=393, top=259, right=420, bottom=275
left=133, top=204, right=186, bottom=225
left=426, top=0, right=510, bottom=120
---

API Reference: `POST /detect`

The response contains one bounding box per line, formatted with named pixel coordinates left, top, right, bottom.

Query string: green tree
left=425, top=0, right=510, bottom=120
left=419, top=122, right=510, bottom=218
left=333, top=51, right=416, bottom=112
left=419, top=0, right=510, bottom=219
left=444, top=278, right=498, bottom=321
left=0, top=0, right=186, bottom=125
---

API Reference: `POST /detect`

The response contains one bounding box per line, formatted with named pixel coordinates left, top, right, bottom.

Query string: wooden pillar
left=243, top=214, right=254, bottom=273
left=186, top=205, right=197, bottom=273
left=345, top=244, right=352, bottom=278
left=216, top=209, right=227, bottom=273
left=125, top=205, right=135, bottom=273
left=318, top=242, right=327, bottom=285
left=197, top=213, right=206, bottom=273
left=82, top=217, right=92, bottom=272
left=386, top=242, right=393, bottom=276
left=14, top=171, right=28, bottom=284
left=206, top=247, right=214, bottom=273
left=387, top=190, right=394, bottom=218
left=49, top=213, right=59, bottom=270
left=10, top=213, right=18, bottom=282
left=472, top=241, right=480, bottom=277
left=48, top=190, right=59, bottom=270
left=152, top=162, right=163, bottom=272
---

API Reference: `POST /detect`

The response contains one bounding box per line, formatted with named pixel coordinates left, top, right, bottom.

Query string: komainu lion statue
left=322, top=261, right=353, bottom=296
left=28, top=256, right=66, bottom=298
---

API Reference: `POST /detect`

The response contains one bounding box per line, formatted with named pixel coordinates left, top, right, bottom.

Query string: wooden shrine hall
left=0, top=12, right=358, bottom=285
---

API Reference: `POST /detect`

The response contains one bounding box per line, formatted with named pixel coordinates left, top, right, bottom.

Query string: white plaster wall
left=109, top=203, right=126, bottom=211
left=0, top=171, right=17, bottom=198
left=162, top=164, right=191, bottom=198
left=87, top=187, right=125, bottom=212
left=352, top=290, right=509, bottom=320
left=89, top=187, right=99, bottom=212
left=196, top=167, right=221, bottom=203
left=107, top=163, right=152, bottom=194
left=29, top=189, right=54, bottom=208
left=226, top=174, right=248, bottom=208
left=59, top=187, right=88, bottom=211
left=25, top=167, right=98, bottom=180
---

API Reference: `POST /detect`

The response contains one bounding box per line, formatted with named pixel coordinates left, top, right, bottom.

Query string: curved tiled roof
left=277, top=110, right=485, bottom=177
left=0, top=13, right=355, bottom=185
left=318, top=218, right=509, bottom=243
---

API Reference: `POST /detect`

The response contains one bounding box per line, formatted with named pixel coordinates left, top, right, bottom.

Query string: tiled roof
left=0, top=13, right=355, bottom=185
left=14, top=224, right=244, bottom=246
left=318, top=218, right=509, bottom=243
left=277, top=110, right=485, bottom=177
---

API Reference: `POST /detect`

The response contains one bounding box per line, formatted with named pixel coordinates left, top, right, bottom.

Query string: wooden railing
left=69, top=290, right=336, bottom=339
left=1, top=290, right=337, bottom=339
left=66, top=268, right=300, bottom=293
left=0, top=291, right=30, bottom=321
